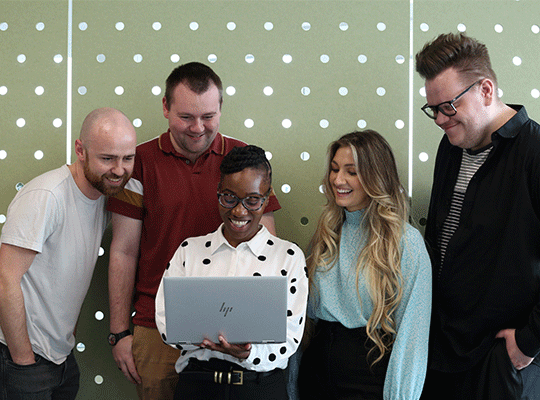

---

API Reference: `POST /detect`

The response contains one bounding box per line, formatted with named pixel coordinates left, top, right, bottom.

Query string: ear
left=74, top=139, right=85, bottom=162
left=480, top=78, right=495, bottom=106
left=162, top=96, right=169, bottom=119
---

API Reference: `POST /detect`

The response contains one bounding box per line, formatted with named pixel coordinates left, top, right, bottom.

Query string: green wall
left=1, top=0, right=540, bottom=398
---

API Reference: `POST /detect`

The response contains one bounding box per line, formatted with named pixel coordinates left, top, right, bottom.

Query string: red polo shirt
left=108, top=131, right=281, bottom=328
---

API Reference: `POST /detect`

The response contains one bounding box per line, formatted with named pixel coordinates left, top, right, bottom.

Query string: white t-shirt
left=0, top=165, right=110, bottom=364
left=155, top=224, right=308, bottom=373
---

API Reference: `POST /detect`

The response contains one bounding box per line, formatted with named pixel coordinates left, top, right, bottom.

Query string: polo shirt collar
left=212, top=223, right=270, bottom=255
left=493, top=104, right=528, bottom=140
left=157, top=130, right=225, bottom=158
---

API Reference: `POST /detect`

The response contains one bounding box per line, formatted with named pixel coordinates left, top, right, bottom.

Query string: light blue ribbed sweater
left=309, top=209, right=432, bottom=400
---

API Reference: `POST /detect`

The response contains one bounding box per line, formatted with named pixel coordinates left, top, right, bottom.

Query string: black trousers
left=298, top=320, right=390, bottom=400
left=174, top=358, right=287, bottom=400
left=420, top=338, right=523, bottom=400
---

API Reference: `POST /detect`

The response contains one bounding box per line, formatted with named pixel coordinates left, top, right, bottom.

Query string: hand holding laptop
left=200, top=336, right=252, bottom=360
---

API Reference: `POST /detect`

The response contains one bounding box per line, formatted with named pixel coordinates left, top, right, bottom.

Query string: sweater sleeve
left=383, top=227, right=432, bottom=400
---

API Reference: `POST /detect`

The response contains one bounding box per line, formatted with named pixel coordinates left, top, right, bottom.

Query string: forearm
left=109, top=251, right=138, bottom=332
left=0, top=280, right=34, bottom=364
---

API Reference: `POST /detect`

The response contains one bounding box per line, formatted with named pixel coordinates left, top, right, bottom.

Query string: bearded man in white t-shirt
left=0, top=107, right=137, bottom=400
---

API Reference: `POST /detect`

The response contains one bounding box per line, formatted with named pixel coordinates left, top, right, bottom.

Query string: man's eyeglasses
left=421, top=79, right=482, bottom=120
left=217, top=191, right=270, bottom=211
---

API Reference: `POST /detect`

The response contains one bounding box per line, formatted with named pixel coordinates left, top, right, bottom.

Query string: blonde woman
left=298, top=130, right=432, bottom=400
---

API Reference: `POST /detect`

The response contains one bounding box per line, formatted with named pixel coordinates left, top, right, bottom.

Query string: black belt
left=180, top=359, right=278, bottom=386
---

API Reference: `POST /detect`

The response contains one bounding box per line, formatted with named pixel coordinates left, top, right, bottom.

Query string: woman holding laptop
left=155, top=145, right=308, bottom=399
left=298, top=130, right=432, bottom=400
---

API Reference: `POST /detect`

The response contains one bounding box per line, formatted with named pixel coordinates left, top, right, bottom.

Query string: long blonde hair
left=307, top=130, right=409, bottom=365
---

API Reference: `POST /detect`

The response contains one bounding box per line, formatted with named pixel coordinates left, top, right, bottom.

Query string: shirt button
left=185, top=160, right=190, bottom=164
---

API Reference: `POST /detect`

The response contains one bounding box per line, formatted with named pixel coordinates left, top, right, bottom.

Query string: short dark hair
left=164, top=62, right=223, bottom=109
left=219, top=145, right=272, bottom=188
left=415, top=32, right=497, bottom=86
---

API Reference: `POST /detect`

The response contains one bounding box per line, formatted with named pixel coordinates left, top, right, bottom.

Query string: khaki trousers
left=133, top=325, right=181, bottom=400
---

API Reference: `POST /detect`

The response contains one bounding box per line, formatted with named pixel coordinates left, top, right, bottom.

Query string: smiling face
left=75, top=109, right=137, bottom=199
left=218, top=168, right=270, bottom=248
left=425, top=67, right=492, bottom=151
left=329, top=146, right=370, bottom=212
left=163, top=82, right=221, bottom=162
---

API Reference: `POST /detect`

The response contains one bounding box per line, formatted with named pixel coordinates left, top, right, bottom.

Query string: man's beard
left=83, top=158, right=130, bottom=196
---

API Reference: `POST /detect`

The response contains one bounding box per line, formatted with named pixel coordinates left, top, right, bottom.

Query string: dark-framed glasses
left=421, top=79, right=482, bottom=120
left=217, top=190, right=270, bottom=211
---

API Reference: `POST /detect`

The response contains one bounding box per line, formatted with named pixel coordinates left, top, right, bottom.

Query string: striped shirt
left=437, top=146, right=492, bottom=276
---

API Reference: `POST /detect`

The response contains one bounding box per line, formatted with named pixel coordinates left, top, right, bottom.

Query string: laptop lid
left=163, top=276, right=287, bottom=345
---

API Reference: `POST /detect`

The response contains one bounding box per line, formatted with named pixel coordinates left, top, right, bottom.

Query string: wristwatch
left=108, top=329, right=131, bottom=346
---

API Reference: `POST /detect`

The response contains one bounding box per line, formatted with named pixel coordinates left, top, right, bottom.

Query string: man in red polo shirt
left=106, top=62, right=281, bottom=400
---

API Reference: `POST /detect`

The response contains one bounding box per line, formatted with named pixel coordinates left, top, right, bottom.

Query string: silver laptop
left=163, top=276, right=287, bottom=345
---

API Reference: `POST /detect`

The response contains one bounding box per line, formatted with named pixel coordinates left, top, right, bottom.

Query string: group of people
left=0, top=31, right=539, bottom=400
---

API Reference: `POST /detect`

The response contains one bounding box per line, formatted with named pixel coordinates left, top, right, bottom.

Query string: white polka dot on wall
left=282, top=54, right=292, bottom=64
left=0, top=86, right=7, bottom=95
left=264, top=22, right=274, bottom=31
left=282, top=119, right=292, bottom=129
left=281, top=184, right=291, bottom=194
left=34, top=151, right=44, bottom=160
left=244, top=119, right=254, bottom=128
left=245, top=54, right=255, bottom=63
left=227, top=22, right=236, bottom=31
left=226, top=86, right=236, bottom=96
left=189, top=22, right=199, bottom=31
left=208, top=54, right=217, bottom=63
left=0, top=215, right=6, bottom=224
left=0, top=150, right=7, bottom=160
